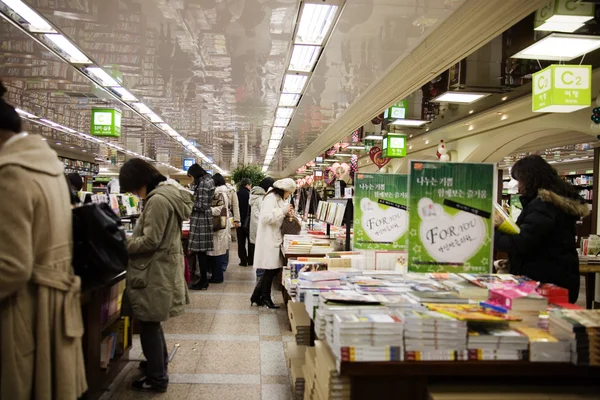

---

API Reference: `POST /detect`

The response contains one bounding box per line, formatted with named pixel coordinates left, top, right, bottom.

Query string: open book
left=494, top=203, right=520, bottom=235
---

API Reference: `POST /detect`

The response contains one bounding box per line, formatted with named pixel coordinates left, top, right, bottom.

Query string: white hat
left=273, top=178, right=297, bottom=193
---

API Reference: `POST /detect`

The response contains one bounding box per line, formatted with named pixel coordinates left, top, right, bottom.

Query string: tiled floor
left=101, top=244, right=293, bottom=400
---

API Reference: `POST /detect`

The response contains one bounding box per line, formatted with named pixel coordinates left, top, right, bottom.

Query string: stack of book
left=298, top=271, right=345, bottom=288
left=403, top=310, right=468, bottom=361
left=288, top=303, right=312, bottom=346
left=517, top=326, right=571, bottom=363
left=284, top=343, right=306, bottom=400
left=549, top=309, right=600, bottom=365
left=303, top=341, right=351, bottom=400
left=331, top=313, right=404, bottom=362
left=536, top=283, right=570, bottom=305
left=464, top=326, right=529, bottom=361
left=485, top=285, right=548, bottom=326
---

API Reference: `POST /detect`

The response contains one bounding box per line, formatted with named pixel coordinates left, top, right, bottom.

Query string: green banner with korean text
left=408, top=161, right=495, bottom=273
left=353, top=173, right=408, bottom=251
left=91, top=108, right=122, bottom=138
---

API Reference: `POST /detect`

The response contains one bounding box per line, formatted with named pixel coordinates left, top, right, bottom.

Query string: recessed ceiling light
left=425, top=140, right=430, bottom=145
left=69, top=146, right=74, bottom=149
left=295, top=3, right=338, bottom=45
left=390, top=119, right=428, bottom=127
left=364, top=135, right=383, bottom=140
left=289, top=45, right=321, bottom=72
left=276, top=107, right=294, bottom=119
left=511, top=33, right=600, bottom=61
left=431, top=92, right=490, bottom=104
left=86, top=67, right=120, bottom=86
left=56, top=142, right=61, bottom=145
left=346, top=145, right=364, bottom=150
left=469, top=110, right=474, bottom=114
left=501, top=96, right=508, bottom=101
left=279, top=93, right=301, bottom=107
left=41, top=138, right=47, bottom=141
left=112, top=86, right=138, bottom=101
left=132, top=102, right=153, bottom=114
left=282, top=74, right=308, bottom=94
left=274, top=118, right=290, bottom=127
left=45, top=34, right=91, bottom=64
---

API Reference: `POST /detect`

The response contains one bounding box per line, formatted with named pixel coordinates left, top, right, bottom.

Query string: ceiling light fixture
left=295, top=2, right=339, bottom=46
left=469, top=110, right=474, bottom=114
left=279, top=93, right=301, bottom=107
left=112, top=86, right=137, bottom=101
left=431, top=92, right=490, bottom=104
left=146, top=112, right=163, bottom=123
left=364, top=135, right=383, bottom=140
left=274, top=118, right=290, bottom=127
left=289, top=45, right=321, bottom=72
left=511, top=33, right=600, bottom=61
left=336, top=153, right=353, bottom=157
left=86, top=67, right=120, bottom=87
left=15, top=108, right=37, bottom=118
left=44, top=34, right=91, bottom=64
left=346, top=145, right=365, bottom=150
left=132, top=102, right=153, bottom=114
left=0, top=0, right=55, bottom=33
left=282, top=74, right=308, bottom=94
left=390, top=119, right=429, bottom=127
left=276, top=107, right=294, bottom=119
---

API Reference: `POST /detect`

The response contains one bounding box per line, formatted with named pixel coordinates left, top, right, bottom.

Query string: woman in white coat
left=251, top=178, right=296, bottom=309
left=208, top=173, right=231, bottom=284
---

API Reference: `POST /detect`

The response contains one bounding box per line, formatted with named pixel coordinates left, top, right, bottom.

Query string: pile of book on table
left=303, top=341, right=350, bottom=400
left=549, top=309, right=600, bottom=365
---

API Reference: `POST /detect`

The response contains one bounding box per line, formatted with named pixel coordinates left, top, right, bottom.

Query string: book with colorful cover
left=426, top=304, right=521, bottom=322
left=489, top=285, right=547, bottom=311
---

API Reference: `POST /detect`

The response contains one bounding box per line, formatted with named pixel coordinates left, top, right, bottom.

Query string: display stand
left=317, top=198, right=353, bottom=251
left=80, top=272, right=131, bottom=400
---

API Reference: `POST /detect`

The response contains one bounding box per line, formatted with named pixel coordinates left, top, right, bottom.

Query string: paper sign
left=408, top=161, right=495, bottom=273
left=353, top=173, right=408, bottom=251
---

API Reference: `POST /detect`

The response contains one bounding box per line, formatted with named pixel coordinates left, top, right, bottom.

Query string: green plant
left=231, top=165, right=266, bottom=188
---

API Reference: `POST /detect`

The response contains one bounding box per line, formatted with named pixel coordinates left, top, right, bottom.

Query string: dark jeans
left=253, top=268, right=280, bottom=299
left=139, top=321, right=168, bottom=387
left=196, top=251, right=210, bottom=285
left=236, top=228, right=254, bottom=265
left=210, top=255, right=224, bottom=282
left=221, top=250, right=229, bottom=272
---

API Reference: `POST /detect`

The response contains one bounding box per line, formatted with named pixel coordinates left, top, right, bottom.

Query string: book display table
left=579, top=263, right=600, bottom=309
left=340, top=360, right=600, bottom=400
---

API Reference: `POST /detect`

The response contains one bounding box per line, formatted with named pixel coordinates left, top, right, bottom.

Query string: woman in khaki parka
left=0, top=82, right=87, bottom=399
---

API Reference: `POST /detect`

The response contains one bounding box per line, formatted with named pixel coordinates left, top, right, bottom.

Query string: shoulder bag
left=212, top=193, right=228, bottom=231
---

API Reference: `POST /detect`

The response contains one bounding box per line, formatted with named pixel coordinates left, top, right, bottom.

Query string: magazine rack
left=316, top=198, right=353, bottom=251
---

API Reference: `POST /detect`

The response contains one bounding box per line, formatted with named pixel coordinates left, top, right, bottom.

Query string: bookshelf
left=81, top=272, right=131, bottom=400
left=315, top=198, right=353, bottom=251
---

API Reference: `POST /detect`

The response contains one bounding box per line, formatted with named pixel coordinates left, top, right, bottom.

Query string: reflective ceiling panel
left=8, top=0, right=299, bottom=172
left=275, top=0, right=464, bottom=171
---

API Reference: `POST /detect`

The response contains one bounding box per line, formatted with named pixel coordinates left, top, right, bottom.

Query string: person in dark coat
left=187, top=164, right=215, bottom=290
left=236, top=178, right=253, bottom=266
left=494, top=155, right=589, bottom=303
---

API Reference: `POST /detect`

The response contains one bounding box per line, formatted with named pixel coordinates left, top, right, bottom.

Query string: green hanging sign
left=91, top=108, right=122, bottom=137
left=384, top=100, right=408, bottom=119
left=532, top=64, right=591, bottom=113
left=353, top=173, right=408, bottom=251
left=383, top=133, right=407, bottom=158
left=408, top=161, right=495, bottom=273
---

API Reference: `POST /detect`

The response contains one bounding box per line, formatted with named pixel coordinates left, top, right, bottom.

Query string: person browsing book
left=251, top=178, right=297, bottom=309
left=119, top=159, right=193, bottom=393
left=249, top=177, right=275, bottom=278
left=0, top=82, right=87, bottom=399
left=494, top=155, right=589, bottom=303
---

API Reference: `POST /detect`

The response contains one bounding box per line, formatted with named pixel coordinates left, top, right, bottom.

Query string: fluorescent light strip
left=276, top=107, right=294, bottom=119
left=15, top=107, right=37, bottom=119
left=279, top=93, right=301, bottom=107
left=283, top=74, right=308, bottom=94
left=364, top=135, right=383, bottom=140
left=511, top=33, right=600, bottom=61
left=390, top=119, right=429, bottom=127
left=147, top=112, right=163, bottom=123
left=289, top=45, right=321, bottom=72
left=346, top=145, right=364, bottom=150
left=112, top=86, right=138, bottom=101
left=132, top=102, right=153, bottom=114
left=295, top=3, right=338, bottom=46
left=0, top=0, right=55, bottom=33
left=44, top=34, right=91, bottom=64
left=336, top=153, right=353, bottom=157
left=86, top=66, right=120, bottom=86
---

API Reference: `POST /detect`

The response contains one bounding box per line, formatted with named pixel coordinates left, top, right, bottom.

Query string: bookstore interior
left=3, top=0, right=600, bottom=399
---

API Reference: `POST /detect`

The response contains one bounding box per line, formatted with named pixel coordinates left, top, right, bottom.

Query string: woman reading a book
left=494, top=155, right=589, bottom=303
left=251, top=178, right=297, bottom=309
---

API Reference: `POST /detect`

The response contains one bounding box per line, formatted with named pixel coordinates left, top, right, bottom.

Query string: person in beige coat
left=0, top=82, right=87, bottom=399
left=119, top=158, right=193, bottom=393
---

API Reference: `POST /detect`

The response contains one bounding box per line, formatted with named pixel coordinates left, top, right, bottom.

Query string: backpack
left=67, top=178, right=128, bottom=284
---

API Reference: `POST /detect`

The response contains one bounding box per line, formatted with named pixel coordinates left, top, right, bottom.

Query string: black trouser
left=139, top=321, right=169, bottom=387
left=236, top=227, right=254, bottom=265
left=252, top=268, right=281, bottom=300
left=196, top=251, right=210, bottom=285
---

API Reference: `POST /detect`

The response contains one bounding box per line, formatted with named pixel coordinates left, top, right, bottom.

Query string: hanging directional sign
left=91, top=108, right=122, bottom=137
left=532, top=64, right=591, bottom=113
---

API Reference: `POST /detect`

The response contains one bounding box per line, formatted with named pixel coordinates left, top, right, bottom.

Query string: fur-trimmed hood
left=538, top=189, right=590, bottom=218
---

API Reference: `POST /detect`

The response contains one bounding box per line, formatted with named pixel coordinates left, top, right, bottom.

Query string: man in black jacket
left=236, top=178, right=253, bottom=266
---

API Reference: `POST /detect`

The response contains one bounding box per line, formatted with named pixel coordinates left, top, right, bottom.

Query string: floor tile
left=170, top=373, right=260, bottom=385
left=196, top=341, right=261, bottom=375
left=222, top=282, right=256, bottom=293
left=262, top=383, right=293, bottom=400
left=219, top=295, right=256, bottom=310
left=165, top=340, right=206, bottom=374
left=209, top=314, right=260, bottom=335
left=259, top=313, right=281, bottom=336
left=165, top=333, right=259, bottom=342
left=260, top=342, right=287, bottom=376
left=187, top=294, right=221, bottom=309
left=187, top=384, right=261, bottom=400
left=262, top=375, right=291, bottom=385
left=185, top=308, right=258, bottom=315
left=162, top=313, right=215, bottom=335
